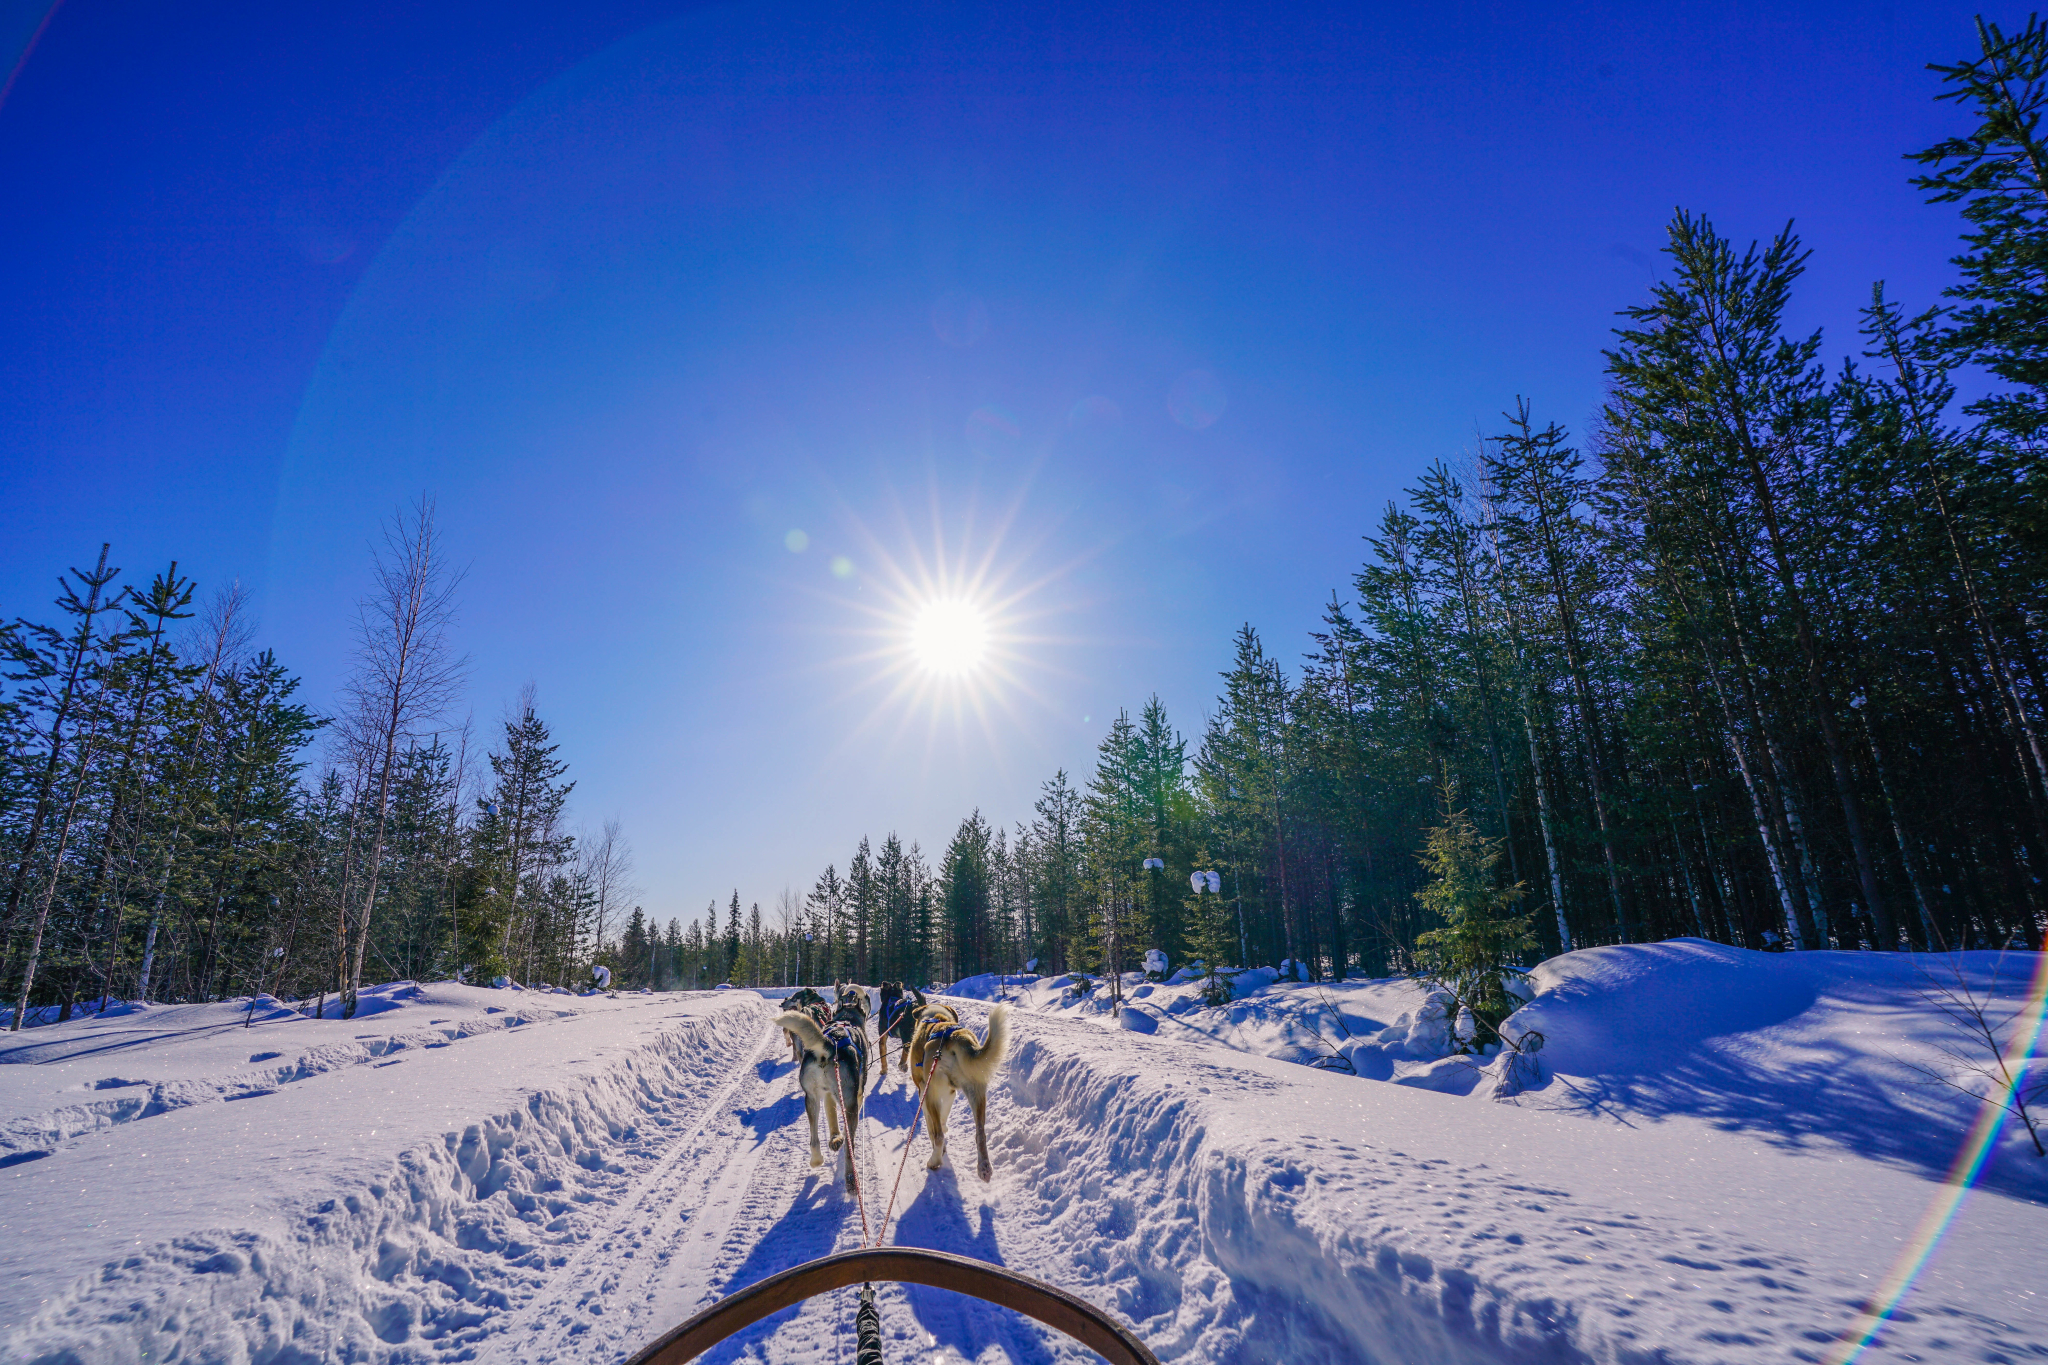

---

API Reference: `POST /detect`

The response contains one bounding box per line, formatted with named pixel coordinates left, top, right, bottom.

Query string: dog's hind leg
left=840, top=1058, right=863, bottom=1191
left=923, top=1073, right=952, bottom=1171
left=824, top=1084, right=844, bottom=1152
left=802, top=1083, right=825, bottom=1169
left=966, top=1081, right=995, bottom=1182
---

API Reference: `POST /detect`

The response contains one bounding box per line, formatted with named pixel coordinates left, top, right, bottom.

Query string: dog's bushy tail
left=777, top=1009, right=829, bottom=1058
left=956, top=1005, right=1009, bottom=1086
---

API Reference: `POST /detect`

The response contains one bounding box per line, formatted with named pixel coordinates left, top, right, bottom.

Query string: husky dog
left=832, top=983, right=871, bottom=1035
left=907, top=1003, right=1010, bottom=1182
left=781, top=987, right=831, bottom=1063
left=776, top=1008, right=869, bottom=1189
left=875, top=981, right=927, bottom=1074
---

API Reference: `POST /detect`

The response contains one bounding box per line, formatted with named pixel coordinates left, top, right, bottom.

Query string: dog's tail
left=957, top=1005, right=1009, bottom=1085
left=776, top=1009, right=830, bottom=1058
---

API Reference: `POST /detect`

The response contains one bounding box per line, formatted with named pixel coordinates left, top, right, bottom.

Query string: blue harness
left=823, top=1020, right=867, bottom=1068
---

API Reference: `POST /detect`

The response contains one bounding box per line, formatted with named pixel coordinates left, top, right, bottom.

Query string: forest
left=4, top=19, right=2047, bottom=1016
left=736, top=19, right=2048, bottom=990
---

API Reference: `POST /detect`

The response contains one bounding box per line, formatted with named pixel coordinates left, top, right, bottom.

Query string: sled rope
left=872, top=1067, right=929, bottom=1248
left=822, top=1013, right=885, bottom=1365
left=825, top=1024, right=875, bottom=1248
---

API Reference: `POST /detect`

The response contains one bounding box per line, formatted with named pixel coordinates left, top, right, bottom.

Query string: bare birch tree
left=580, top=817, right=637, bottom=965
left=338, top=497, right=466, bottom=1017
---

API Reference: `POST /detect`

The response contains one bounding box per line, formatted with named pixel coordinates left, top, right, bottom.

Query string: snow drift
left=1, top=946, right=2043, bottom=1363
left=953, top=940, right=2048, bottom=1198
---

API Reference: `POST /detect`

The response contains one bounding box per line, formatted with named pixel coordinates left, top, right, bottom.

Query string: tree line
left=0, top=501, right=657, bottom=1024
left=759, top=18, right=2048, bottom=989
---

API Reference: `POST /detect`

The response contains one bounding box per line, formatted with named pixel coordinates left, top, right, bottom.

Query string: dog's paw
left=925, top=1153, right=944, bottom=1171
left=978, top=1159, right=992, bottom=1182
left=830, top=1136, right=844, bottom=1150
left=809, top=1153, right=823, bottom=1168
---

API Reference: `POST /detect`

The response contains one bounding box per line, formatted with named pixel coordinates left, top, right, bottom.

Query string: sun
left=908, top=598, right=991, bottom=676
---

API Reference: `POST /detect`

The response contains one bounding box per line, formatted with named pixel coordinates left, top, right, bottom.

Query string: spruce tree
left=723, top=890, right=742, bottom=983
left=1412, top=796, right=1537, bottom=1052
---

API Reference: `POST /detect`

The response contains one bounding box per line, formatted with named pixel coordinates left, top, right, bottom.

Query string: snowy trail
left=5, top=974, right=2046, bottom=1364
left=503, top=1000, right=1088, bottom=1365
left=482, top=1015, right=792, bottom=1361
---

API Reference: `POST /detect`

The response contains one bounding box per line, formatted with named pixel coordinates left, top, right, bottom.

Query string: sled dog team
left=774, top=983, right=1009, bottom=1191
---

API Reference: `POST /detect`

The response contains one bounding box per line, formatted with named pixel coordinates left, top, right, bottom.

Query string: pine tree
left=1029, top=771, right=1082, bottom=973
left=475, top=698, right=573, bottom=982
left=620, top=906, right=649, bottom=988
left=3, top=545, right=123, bottom=1025
left=1913, top=16, right=2048, bottom=447
left=1412, top=796, right=1537, bottom=1051
left=723, top=890, right=742, bottom=983
left=939, top=811, right=992, bottom=979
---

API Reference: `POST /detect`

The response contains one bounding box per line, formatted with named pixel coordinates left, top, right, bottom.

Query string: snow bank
left=0, top=983, right=762, bottom=1363
left=995, top=1008, right=2046, bottom=1364
left=950, top=943, right=2048, bottom=1199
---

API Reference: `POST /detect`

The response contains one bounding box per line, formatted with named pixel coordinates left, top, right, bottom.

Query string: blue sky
left=0, top=0, right=1994, bottom=926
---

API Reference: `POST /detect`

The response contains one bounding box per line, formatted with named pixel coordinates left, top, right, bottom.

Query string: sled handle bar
left=620, top=1246, right=1161, bottom=1365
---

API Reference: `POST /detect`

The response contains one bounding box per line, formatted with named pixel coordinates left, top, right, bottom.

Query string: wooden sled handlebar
left=620, top=1245, right=1161, bottom=1365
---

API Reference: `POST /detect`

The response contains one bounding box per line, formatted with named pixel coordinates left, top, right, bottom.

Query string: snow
left=951, top=940, right=2048, bottom=1198
left=0, top=946, right=2042, bottom=1363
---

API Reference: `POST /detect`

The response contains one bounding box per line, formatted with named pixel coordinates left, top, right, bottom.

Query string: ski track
left=0, top=996, right=586, bottom=1164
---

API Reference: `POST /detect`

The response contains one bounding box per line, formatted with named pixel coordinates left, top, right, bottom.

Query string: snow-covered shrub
left=1233, top=966, right=1280, bottom=993
left=1375, top=988, right=1458, bottom=1059
left=1485, top=1025, right=1544, bottom=1098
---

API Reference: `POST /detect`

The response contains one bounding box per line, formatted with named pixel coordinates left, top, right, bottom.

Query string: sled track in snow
left=10, top=992, right=2039, bottom=1365
left=480, top=1015, right=789, bottom=1361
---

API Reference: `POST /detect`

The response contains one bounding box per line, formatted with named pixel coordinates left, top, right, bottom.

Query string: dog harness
left=921, top=1022, right=968, bottom=1052
left=823, top=1020, right=868, bottom=1067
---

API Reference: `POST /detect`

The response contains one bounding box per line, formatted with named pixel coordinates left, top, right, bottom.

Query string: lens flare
left=909, top=598, right=990, bottom=675
left=1167, top=368, right=1227, bottom=429
left=1823, top=947, right=2048, bottom=1363
left=931, top=290, right=990, bottom=347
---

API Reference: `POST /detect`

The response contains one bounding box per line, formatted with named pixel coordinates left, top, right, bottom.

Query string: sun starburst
left=908, top=598, right=991, bottom=676
left=791, top=479, right=1095, bottom=778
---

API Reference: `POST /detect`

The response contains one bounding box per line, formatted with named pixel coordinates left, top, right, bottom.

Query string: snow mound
left=944, top=943, right=2048, bottom=1198
left=998, top=1011, right=2043, bottom=1363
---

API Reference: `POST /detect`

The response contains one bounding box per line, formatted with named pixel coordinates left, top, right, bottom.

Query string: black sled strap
left=855, top=1281, right=884, bottom=1365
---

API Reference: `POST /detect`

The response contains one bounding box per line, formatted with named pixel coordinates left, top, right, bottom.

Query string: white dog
left=907, top=1004, right=1009, bottom=1182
